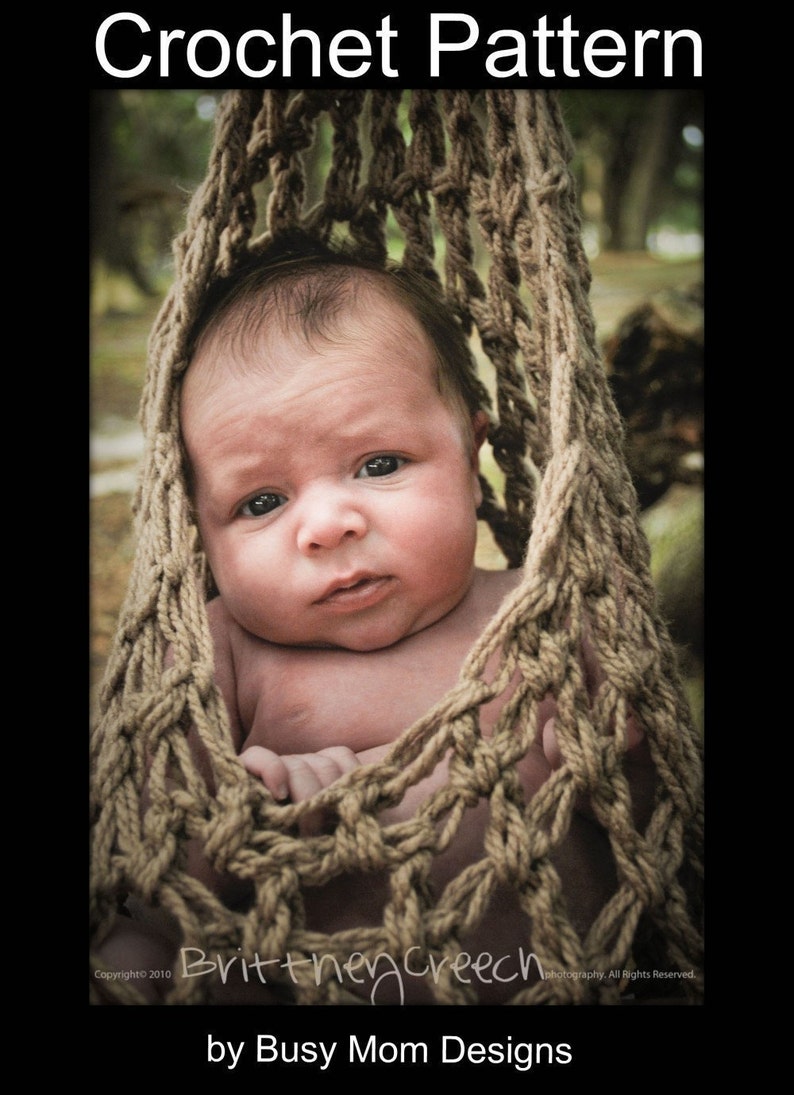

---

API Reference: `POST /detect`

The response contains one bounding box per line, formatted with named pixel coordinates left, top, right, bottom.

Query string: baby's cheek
left=225, top=551, right=288, bottom=635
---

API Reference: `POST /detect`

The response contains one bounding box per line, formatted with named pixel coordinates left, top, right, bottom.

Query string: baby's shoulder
left=205, top=594, right=232, bottom=632
left=477, top=564, right=524, bottom=594
left=399, top=567, right=523, bottom=658
left=469, top=566, right=524, bottom=619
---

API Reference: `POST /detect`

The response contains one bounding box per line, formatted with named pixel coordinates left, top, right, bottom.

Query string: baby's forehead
left=197, top=274, right=429, bottom=370
left=183, top=274, right=435, bottom=409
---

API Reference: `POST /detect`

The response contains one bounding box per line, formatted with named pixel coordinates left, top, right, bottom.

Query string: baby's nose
left=296, top=492, right=368, bottom=554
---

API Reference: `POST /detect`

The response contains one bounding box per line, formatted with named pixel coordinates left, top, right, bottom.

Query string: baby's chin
left=256, top=606, right=457, bottom=653
left=262, top=630, right=413, bottom=653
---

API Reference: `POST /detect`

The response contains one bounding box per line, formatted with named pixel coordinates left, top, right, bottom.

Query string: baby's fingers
left=315, top=746, right=361, bottom=782
left=541, top=712, right=655, bottom=831
left=541, top=712, right=648, bottom=771
left=238, top=745, right=290, bottom=801
left=283, top=749, right=361, bottom=836
left=282, top=747, right=360, bottom=803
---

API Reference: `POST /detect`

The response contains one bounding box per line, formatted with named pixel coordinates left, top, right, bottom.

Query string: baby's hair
left=186, top=230, right=491, bottom=436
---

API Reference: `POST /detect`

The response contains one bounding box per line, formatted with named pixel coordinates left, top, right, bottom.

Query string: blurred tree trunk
left=611, top=92, right=679, bottom=250
left=567, top=90, right=700, bottom=253
left=89, top=91, right=120, bottom=288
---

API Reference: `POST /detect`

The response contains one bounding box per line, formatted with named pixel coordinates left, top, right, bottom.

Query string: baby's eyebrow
left=204, top=452, right=286, bottom=499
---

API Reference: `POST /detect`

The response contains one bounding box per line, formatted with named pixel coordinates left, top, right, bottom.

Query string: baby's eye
left=239, top=492, right=286, bottom=517
left=356, top=455, right=406, bottom=479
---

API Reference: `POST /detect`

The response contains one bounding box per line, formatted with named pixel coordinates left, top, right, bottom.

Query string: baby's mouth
left=315, top=574, right=392, bottom=606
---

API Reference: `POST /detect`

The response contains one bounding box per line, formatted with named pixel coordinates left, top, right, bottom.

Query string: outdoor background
left=89, top=89, right=704, bottom=727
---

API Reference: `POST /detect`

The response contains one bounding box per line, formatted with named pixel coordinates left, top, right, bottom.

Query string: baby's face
left=181, top=293, right=485, bottom=651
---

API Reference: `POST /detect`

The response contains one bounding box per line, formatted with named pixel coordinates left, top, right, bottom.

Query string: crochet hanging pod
left=89, top=89, right=703, bottom=1005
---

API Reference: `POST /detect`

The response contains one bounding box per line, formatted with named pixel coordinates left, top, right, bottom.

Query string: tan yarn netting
left=89, top=88, right=703, bottom=1005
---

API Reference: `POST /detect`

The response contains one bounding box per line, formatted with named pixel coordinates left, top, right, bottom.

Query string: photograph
left=89, top=10, right=704, bottom=1073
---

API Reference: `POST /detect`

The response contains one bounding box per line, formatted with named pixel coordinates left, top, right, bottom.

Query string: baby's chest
left=238, top=646, right=463, bottom=756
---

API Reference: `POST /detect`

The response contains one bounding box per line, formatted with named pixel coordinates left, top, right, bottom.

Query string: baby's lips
left=313, top=574, right=394, bottom=612
left=315, top=571, right=383, bottom=603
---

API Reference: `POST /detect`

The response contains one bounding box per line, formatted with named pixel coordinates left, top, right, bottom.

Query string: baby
left=181, top=239, right=528, bottom=805
left=97, top=236, right=650, bottom=1004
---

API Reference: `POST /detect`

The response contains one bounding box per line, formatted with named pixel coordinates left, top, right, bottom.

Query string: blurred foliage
left=112, top=90, right=221, bottom=181
left=90, top=90, right=226, bottom=304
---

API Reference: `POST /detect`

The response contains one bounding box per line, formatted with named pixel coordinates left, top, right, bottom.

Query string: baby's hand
left=239, top=745, right=361, bottom=832
left=541, top=710, right=655, bottom=831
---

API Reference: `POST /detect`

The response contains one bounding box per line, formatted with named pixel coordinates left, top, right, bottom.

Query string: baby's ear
left=471, top=410, right=490, bottom=462
left=470, top=410, right=490, bottom=507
